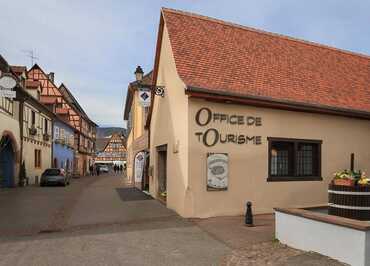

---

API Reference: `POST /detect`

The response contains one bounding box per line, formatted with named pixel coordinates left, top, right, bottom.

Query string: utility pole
left=22, top=50, right=39, bottom=67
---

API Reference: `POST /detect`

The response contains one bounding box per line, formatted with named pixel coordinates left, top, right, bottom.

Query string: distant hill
left=97, top=127, right=127, bottom=138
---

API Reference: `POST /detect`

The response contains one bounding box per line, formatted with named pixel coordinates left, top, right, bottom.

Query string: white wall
left=276, top=211, right=370, bottom=266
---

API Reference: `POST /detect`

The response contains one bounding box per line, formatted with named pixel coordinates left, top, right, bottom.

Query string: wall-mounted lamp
left=134, top=66, right=144, bottom=82
left=134, top=66, right=165, bottom=97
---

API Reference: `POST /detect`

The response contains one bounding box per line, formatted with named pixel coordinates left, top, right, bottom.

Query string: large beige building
left=146, top=8, right=370, bottom=218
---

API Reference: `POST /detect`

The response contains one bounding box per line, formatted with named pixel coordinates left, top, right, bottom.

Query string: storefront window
left=268, top=138, right=322, bottom=182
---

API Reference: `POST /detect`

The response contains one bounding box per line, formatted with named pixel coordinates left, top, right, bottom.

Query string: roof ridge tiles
left=161, top=7, right=370, bottom=61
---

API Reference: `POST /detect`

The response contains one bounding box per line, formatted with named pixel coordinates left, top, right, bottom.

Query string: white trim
left=328, top=190, right=370, bottom=196
left=328, top=203, right=370, bottom=210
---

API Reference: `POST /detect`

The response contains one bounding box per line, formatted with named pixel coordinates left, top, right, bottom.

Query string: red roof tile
left=10, top=65, right=27, bottom=76
left=161, top=8, right=370, bottom=113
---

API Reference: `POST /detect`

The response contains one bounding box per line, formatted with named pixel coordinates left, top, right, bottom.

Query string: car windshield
left=43, top=169, right=60, bottom=176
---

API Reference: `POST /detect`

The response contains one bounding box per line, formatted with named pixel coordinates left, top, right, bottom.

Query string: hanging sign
left=207, top=153, right=228, bottom=191
left=0, top=71, right=17, bottom=99
left=0, top=89, right=16, bottom=98
left=134, top=151, right=145, bottom=183
left=138, top=88, right=151, bottom=107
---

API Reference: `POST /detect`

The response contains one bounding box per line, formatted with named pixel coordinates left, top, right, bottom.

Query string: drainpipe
left=18, top=88, right=24, bottom=186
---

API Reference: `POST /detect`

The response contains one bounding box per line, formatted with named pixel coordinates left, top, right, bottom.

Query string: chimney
left=48, top=72, right=54, bottom=83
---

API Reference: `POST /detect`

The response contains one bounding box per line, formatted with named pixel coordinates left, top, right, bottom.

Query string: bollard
left=245, top=201, right=254, bottom=227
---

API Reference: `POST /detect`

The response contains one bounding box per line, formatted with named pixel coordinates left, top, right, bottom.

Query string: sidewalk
left=192, top=214, right=345, bottom=265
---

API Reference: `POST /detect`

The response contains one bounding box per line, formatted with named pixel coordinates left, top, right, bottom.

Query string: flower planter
left=328, top=184, right=370, bottom=220
left=333, top=179, right=355, bottom=186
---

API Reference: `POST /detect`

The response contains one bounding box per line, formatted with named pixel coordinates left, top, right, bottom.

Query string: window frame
left=267, top=137, right=322, bottom=182
left=34, top=149, right=42, bottom=168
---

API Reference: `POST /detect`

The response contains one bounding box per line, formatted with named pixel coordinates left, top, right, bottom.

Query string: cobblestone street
left=0, top=174, right=345, bottom=265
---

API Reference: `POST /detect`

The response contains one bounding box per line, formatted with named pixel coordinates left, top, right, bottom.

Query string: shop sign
left=0, top=71, right=17, bottom=99
left=138, top=88, right=151, bottom=107
left=0, top=89, right=16, bottom=98
left=194, top=107, right=263, bottom=147
left=134, top=151, right=145, bottom=183
left=207, top=153, right=228, bottom=191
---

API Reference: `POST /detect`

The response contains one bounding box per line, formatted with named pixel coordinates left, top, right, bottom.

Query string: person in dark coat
left=89, top=165, right=94, bottom=176
left=96, top=165, right=100, bottom=176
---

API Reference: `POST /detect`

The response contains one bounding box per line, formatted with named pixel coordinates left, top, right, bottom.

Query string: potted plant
left=329, top=170, right=370, bottom=220
left=332, top=170, right=356, bottom=186
left=43, top=133, right=50, bottom=141
left=29, top=125, right=37, bottom=136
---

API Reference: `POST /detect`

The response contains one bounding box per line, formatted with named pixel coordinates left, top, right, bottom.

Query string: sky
left=1, top=0, right=369, bottom=127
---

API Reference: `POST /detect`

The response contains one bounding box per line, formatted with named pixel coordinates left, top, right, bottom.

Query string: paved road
left=0, top=174, right=344, bottom=266
left=0, top=174, right=230, bottom=265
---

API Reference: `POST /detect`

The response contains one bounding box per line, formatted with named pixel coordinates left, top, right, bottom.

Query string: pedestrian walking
left=96, top=165, right=100, bottom=176
left=119, top=165, right=123, bottom=173
left=89, top=165, right=94, bottom=176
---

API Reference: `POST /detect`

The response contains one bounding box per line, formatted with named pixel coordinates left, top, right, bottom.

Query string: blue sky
left=1, top=0, right=369, bottom=127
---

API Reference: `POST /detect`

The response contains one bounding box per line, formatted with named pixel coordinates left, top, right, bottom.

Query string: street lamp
left=134, top=66, right=144, bottom=82
left=133, top=66, right=165, bottom=97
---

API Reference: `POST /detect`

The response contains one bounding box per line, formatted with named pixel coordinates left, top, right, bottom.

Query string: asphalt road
left=0, top=174, right=230, bottom=266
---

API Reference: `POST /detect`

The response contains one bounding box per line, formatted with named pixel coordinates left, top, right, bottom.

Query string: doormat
left=116, top=187, right=153, bottom=201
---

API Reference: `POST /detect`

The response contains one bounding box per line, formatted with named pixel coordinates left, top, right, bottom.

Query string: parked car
left=40, top=168, right=70, bottom=186
left=99, top=165, right=109, bottom=173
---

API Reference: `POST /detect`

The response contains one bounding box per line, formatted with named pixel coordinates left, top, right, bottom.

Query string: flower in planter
left=333, top=170, right=355, bottom=180
left=358, top=172, right=369, bottom=185
left=333, top=170, right=369, bottom=186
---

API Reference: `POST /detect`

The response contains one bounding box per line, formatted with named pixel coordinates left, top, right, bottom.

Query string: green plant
left=333, top=169, right=369, bottom=185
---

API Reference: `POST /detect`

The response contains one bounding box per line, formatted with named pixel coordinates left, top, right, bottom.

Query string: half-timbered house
left=11, top=65, right=53, bottom=185
left=95, top=133, right=126, bottom=167
left=27, top=64, right=97, bottom=176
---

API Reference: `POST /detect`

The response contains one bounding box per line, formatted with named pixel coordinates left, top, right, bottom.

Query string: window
left=31, top=111, right=36, bottom=125
left=60, top=128, right=65, bottom=140
left=44, top=119, right=48, bottom=134
left=54, top=126, right=60, bottom=139
left=268, top=138, right=322, bottom=182
left=0, top=97, right=14, bottom=115
left=34, top=149, right=42, bottom=168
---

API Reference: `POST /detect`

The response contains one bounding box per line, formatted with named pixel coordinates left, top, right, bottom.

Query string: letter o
left=203, top=128, right=219, bottom=147
left=195, top=107, right=212, bottom=126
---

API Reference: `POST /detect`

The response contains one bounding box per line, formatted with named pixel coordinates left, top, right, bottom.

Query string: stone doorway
left=0, top=136, right=15, bottom=188
left=156, top=144, right=167, bottom=201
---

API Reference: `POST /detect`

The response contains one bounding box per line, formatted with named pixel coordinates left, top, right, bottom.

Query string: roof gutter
left=186, top=86, right=370, bottom=120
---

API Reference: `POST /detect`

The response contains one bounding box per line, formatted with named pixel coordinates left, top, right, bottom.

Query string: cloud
left=1, top=0, right=369, bottom=127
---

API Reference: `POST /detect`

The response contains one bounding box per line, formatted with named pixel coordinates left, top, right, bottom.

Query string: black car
left=40, top=168, right=70, bottom=186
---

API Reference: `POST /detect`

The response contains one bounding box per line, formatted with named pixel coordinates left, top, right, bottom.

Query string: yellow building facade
left=124, top=71, right=152, bottom=189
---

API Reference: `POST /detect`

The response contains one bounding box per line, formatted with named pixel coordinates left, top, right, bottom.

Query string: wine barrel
left=328, top=184, right=370, bottom=221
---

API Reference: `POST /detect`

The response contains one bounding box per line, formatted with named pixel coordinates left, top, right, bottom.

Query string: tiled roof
left=10, top=65, right=27, bottom=76
left=162, top=8, right=370, bottom=113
